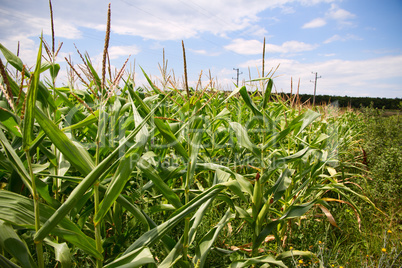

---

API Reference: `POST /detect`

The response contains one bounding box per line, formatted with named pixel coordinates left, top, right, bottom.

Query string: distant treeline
left=273, top=93, right=401, bottom=110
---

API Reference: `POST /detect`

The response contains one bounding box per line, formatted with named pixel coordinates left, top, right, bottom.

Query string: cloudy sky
left=1, top=0, right=401, bottom=98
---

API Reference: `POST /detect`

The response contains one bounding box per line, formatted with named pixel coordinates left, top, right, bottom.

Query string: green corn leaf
left=95, top=145, right=145, bottom=224
left=229, top=122, right=261, bottom=157
left=239, top=86, right=263, bottom=117
left=264, top=110, right=320, bottom=149
left=186, top=116, right=204, bottom=188
left=128, top=82, right=189, bottom=161
left=160, top=194, right=226, bottom=268
left=39, top=61, right=52, bottom=74
left=49, top=63, right=60, bottom=81
left=269, top=168, right=294, bottom=203
left=159, top=169, right=238, bottom=267
left=117, top=182, right=232, bottom=262
left=158, top=239, right=184, bottom=268
left=0, top=43, right=56, bottom=110
left=34, top=94, right=168, bottom=242
left=222, top=86, right=242, bottom=103
left=44, top=239, right=72, bottom=268
left=104, top=247, right=155, bottom=268
left=61, top=110, right=99, bottom=131
left=274, top=146, right=310, bottom=167
left=0, top=190, right=101, bottom=260
left=38, top=144, right=57, bottom=167
left=22, top=36, right=42, bottom=150
left=111, top=184, right=224, bottom=265
left=196, top=163, right=253, bottom=196
left=137, top=158, right=183, bottom=209
left=254, top=220, right=281, bottom=252
left=95, top=98, right=149, bottom=224
left=0, top=220, right=37, bottom=268
left=140, top=66, right=163, bottom=94
left=293, top=109, right=321, bottom=136
left=85, top=56, right=102, bottom=94
left=0, top=254, right=21, bottom=268
left=276, top=250, right=323, bottom=268
left=0, top=130, right=33, bottom=194
left=0, top=43, right=24, bottom=71
left=229, top=254, right=286, bottom=268
left=0, top=108, right=22, bottom=137
left=280, top=201, right=315, bottom=220
left=0, top=130, right=58, bottom=206
left=235, top=206, right=253, bottom=225
left=35, top=107, right=94, bottom=175
left=193, top=209, right=235, bottom=268
left=262, top=78, right=273, bottom=109
left=54, top=89, right=76, bottom=108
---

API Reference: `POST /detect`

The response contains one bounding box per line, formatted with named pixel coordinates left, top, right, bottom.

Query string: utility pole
left=310, top=72, right=321, bottom=106
left=233, top=68, right=243, bottom=86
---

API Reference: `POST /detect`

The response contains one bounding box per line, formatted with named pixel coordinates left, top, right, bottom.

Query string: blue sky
left=1, top=0, right=401, bottom=98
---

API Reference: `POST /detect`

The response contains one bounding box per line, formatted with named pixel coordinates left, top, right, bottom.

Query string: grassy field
left=0, top=6, right=401, bottom=267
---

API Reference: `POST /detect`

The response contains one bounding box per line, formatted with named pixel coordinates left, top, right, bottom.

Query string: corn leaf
left=137, top=158, right=183, bottom=209
left=229, top=254, right=286, bottom=268
left=229, top=122, right=261, bottom=157
left=0, top=220, right=36, bottom=268
left=276, top=250, right=324, bottom=268
left=104, top=247, right=155, bottom=268
left=22, top=37, right=42, bottom=150
left=35, top=107, right=94, bottom=175
left=0, top=109, right=22, bottom=137
left=0, top=130, right=33, bottom=194
left=0, top=43, right=56, bottom=110
left=44, top=239, right=72, bottom=268
left=128, top=83, right=189, bottom=161
left=0, top=190, right=101, bottom=260
left=193, top=209, right=235, bottom=268
left=0, top=254, right=21, bottom=268
left=0, top=43, right=23, bottom=71
left=61, top=110, right=99, bottom=131
left=239, top=86, right=263, bottom=117
left=34, top=95, right=168, bottom=242
left=262, top=78, right=273, bottom=109
left=95, top=146, right=145, bottom=224
left=116, top=183, right=231, bottom=263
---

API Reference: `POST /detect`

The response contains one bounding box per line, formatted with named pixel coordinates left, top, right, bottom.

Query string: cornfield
left=0, top=4, right=378, bottom=268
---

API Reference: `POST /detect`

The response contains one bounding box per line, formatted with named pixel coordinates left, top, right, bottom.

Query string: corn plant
left=0, top=4, right=377, bottom=267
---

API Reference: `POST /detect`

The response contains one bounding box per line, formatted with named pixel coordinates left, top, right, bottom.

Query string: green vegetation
left=247, top=93, right=401, bottom=110
left=0, top=4, right=401, bottom=268
left=293, top=94, right=401, bottom=110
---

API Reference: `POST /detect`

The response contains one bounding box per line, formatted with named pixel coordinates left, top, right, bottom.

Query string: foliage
left=0, top=5, right=396, bottom=267
left=359, top=106, right=401, bottom=208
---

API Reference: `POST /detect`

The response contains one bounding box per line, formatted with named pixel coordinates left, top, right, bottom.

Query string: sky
left=1, top=0, right=401, bottom=98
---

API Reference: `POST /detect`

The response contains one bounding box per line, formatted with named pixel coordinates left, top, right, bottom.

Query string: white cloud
left=108, top=45, right=141, bottom=60
left=302, top=18, right=327, bottom=29
left=323, top=34, right=342, bottom=43
left=224, top=39, right=318, bottom=55
left=275, top=41, right=318, bottom=53
left=323, top=34, right=362, bottom=44
left=224, top=39, right=264, bottom=55
left=327, top=4, right=355, bottom=21
left=326, top=4, right=356, bottom=27
left=238, top=55, right=402, bottom=97
left=189, top=49, right=208, bottom=55
left=0, top=0, right=346, bottom=44
left=302, top=4, right=356, bottom=30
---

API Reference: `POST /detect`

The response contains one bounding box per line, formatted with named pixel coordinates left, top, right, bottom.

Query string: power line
left=310, top=72, right=321, bottom=106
